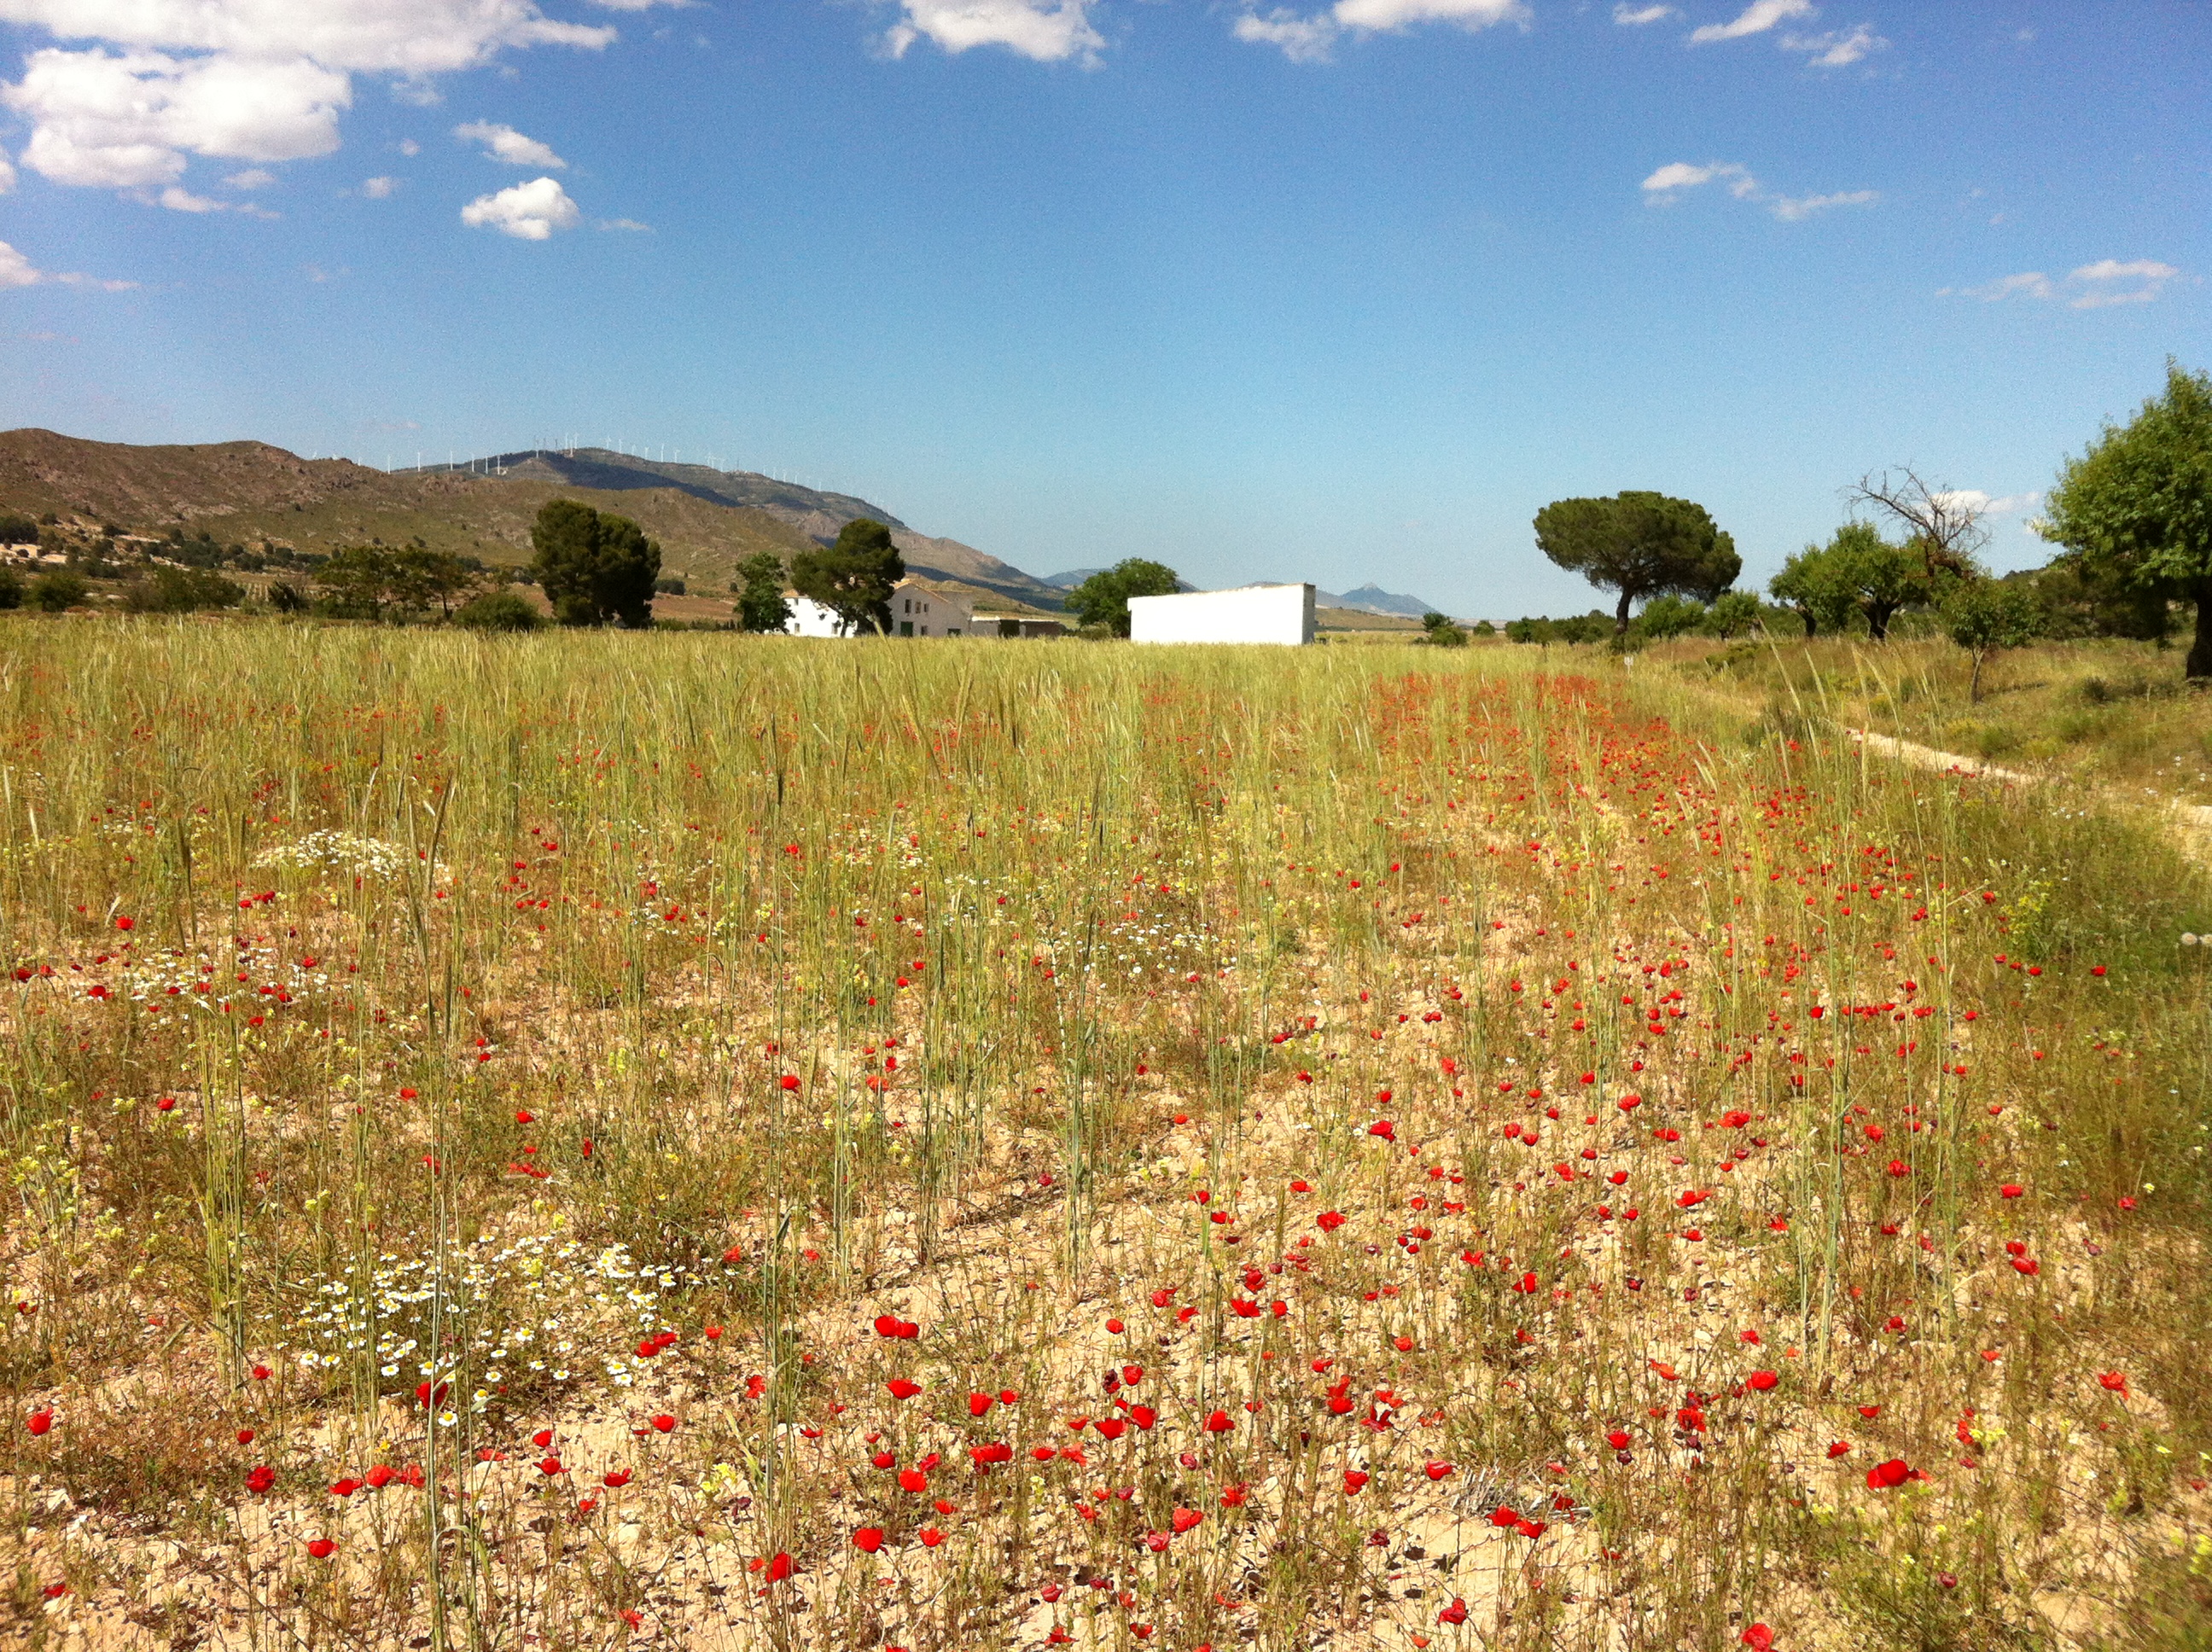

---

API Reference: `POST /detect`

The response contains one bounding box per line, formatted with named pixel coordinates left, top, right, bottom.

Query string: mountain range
left=0, top=430, right=1441, bottom=620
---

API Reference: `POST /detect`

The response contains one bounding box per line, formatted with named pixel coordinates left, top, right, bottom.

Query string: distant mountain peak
left=1313, top=583, right=1441, bottom=619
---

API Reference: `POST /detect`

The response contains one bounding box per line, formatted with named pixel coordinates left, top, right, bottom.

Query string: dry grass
left=1, top=617, right=2208, bottom=1651
left=1623, top=631, right=2212, bottom=808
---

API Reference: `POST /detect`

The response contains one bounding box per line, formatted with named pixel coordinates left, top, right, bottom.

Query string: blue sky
left=0, top=0, right=2205, bottom=615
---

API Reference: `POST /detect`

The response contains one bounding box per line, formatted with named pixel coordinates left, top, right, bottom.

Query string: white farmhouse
left=890, top=579, right=973, bottom=637
left=1128, top=583, right=1315, bottom=646
left=781, top=579, right=977, bottom=638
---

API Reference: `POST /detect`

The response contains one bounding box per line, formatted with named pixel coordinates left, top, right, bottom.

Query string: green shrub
left=124, top=565, right=244, bottom=614
left=28, top=569, right=88, bottom=612
left=453, top=590, right=546, bottom=632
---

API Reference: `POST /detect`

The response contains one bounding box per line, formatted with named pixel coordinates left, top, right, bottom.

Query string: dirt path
left=1847, top=725, right=2212, bottom=849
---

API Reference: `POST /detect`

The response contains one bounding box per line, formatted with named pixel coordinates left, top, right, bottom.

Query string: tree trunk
left=1866, top=602, right=1893, bottom=642
left=1798, top=610, right=1817, bottom=637
left=1969, top=649, right=1986, bottom=703
left=2190, top=581, right=2212, bottom=679
left=1615, top=589, right=1633, bottom=635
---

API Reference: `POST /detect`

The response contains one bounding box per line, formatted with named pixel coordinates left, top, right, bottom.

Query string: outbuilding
left=974, top=609, right=1066, bottom=638
left=1128, top=583, right=1315, bottom=646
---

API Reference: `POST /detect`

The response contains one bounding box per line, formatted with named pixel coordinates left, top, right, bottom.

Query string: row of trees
left=1524, top=362, right=2210, bottom=694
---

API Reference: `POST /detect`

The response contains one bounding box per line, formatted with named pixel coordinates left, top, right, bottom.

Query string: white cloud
left=597, top=216, right=650, bottom=231
left=360, top=173, right=398, bottom=197
left=0, top=236, right=133, bottom=288
left=453, top=119, right=564, bottom=168
left=1235, top=9, right=1337, bottom=61
left=1642, top=159, right=1873, bottom=219
left=1330, top=0, right=1525, bottom=29
left=1688, top=0, right=1814, bottom=44
left=0, top=0, right=619, bottom=78
left=0, top=0, right=645, bottom=198
left=460, top=174, right=578, bottom=240
left=1234, top=0, right=1524, bottom=60
left=1641, top=160, right=1755, bottom=198
left=224, top=166, right=274, bottom=188
left=1935, top=489, right=2041, bottom=517
left=398, top=137, right=421, bottom=155
left=1944, top=260, right=2181, bottom=309
left=2069, top=257, right=2180, bottom=308
left=1613, top=3, right=1674, bottom=20
left=159, top=183, right=219, bottom=210
left=882, top=1, right=1104, bottom=63
left=4, top=47, right=350, bottom=187
left=1766, top=188, right=1877, bottom=219
left=0, top=150, right=14, bottom=192
left=1780, top=22, right=1883, bottom=65
left=1945, top=270, right=2053, bottom=301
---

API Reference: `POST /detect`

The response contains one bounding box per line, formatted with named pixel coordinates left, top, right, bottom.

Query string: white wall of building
left=783, top=583, right=979, bottom=638
left=890, top=579, right=974, bottom=637
left=1128, top=584, right=1315, bottom=646
left=783, top=595, right=851, bottom=637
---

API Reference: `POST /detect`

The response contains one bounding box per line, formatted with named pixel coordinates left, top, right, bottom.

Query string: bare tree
left=1847, top=467, right=1989, bottom=576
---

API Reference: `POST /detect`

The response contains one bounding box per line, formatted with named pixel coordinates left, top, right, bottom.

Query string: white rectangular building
left=1128, top=583, right=1315, bottom=646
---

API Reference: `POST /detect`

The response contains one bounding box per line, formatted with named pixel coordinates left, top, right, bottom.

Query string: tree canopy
left=1065, top=559, right=1181, bottom=637
left=530, top=500, right=661, bottom=629
left=1769, top=523, right=1939, bottom=641
left=1533, top=492, right=1739, bottom=632
left=732, top=551, right=794, bottom=634
left=2039, top=362, right=2212, bottom=677
left=316, top=544, right=491, bottom=623
left=1940, top=579, right=2043, bottom=702
left=792, top=520, right=904, bottom=636
left=1768, top=544, right=1858, bottom=637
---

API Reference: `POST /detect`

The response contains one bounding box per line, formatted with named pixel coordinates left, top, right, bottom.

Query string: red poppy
left=1866, top=1458, right=1911, bottom=1489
